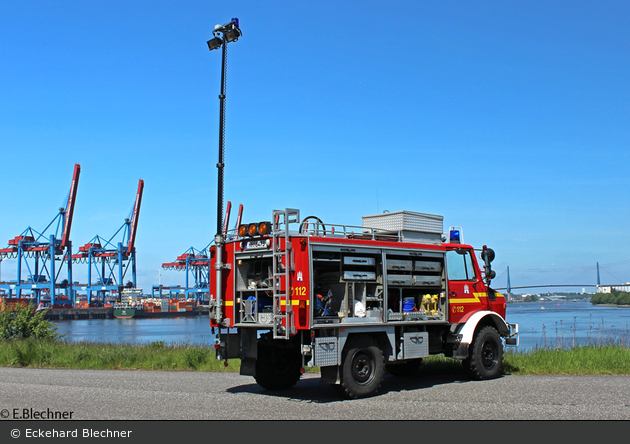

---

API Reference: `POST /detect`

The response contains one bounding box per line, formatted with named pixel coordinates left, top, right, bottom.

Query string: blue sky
left=1, top=1, right=629, bottom=294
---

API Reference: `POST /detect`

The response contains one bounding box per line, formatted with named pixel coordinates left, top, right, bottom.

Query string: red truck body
left=210, top=208, right=518, bottom=399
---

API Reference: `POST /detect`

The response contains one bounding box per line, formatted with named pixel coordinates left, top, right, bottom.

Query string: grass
left=1, top=339, right=629, bottom=376
left=0, top=339, right=240, bottom=372
left=502, top=345, right=630, bottom=375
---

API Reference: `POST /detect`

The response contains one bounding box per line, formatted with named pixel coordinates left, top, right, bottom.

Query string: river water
left=51, top=300, right=630, bottom=351
left=506, top=300, right=630, bottom=350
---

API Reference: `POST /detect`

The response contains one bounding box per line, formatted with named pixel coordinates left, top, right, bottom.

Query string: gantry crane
left=71, top=179, right=144, bottom=304
left=160, top=202, right=242, bottom=303
left=0, top=164, right=81, bottom=306
left=161, top=243, right=213, bottom=303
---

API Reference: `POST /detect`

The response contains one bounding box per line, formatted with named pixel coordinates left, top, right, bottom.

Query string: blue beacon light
left=449, top=229, right=461, bottom=243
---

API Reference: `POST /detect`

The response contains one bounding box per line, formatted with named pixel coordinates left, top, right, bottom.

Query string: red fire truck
left=209, top=208, right=518, bottom=399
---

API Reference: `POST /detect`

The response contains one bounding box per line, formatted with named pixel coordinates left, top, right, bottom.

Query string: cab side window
left=446, top=250, right=476, bottom=281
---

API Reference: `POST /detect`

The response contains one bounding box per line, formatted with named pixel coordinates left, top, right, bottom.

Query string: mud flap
left=240, top=358, right=256, bottom=376
left=320, top=366, right=340, bottom=384
left=237, top=329, right=258, bottom=375
left=451, top=343, right=469, bottom=360
left=223, top=332, right=241, bottom=359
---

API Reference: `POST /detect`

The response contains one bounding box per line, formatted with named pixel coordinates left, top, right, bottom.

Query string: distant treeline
left=519, top=292, right=591, bottom=303
left=590, top=291, right=630, bottom=306
left=551, top=292, right=591, bottom=299
left=523, top=294, right=539, bottom=302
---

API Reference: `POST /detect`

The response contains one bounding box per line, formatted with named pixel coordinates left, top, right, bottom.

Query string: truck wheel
left=464, top=326, right=503, bottom=380
left=255, top=341, right=302, bottom=390
left=339, top=335, right=384, bottom=399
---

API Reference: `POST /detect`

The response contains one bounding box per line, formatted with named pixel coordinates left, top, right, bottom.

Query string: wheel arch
left=455, top=310, right=510, bottom=346
left=338, top=329, right=395, bottom=364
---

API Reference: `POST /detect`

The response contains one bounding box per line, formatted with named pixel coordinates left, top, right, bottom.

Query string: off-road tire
left=463, top=326, right=503, bottom=380
left=254, top=338, right=302, bottom=390
left=338, top=335, right=384, bottom=399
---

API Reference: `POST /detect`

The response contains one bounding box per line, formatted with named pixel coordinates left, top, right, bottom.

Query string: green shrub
left=182, top=347, right=210, bottom=370
left=0, top=304, right=62, bottom=340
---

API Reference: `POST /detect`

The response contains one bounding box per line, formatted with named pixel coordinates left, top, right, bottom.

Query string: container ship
left=113, top=298, right=197, bottom=319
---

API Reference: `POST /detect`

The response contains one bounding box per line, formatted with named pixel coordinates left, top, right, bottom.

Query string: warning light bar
left=238, top=221, right=272, bottom=237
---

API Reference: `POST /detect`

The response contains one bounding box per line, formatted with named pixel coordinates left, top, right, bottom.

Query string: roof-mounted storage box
left=361, top=210, right=443, bottom=245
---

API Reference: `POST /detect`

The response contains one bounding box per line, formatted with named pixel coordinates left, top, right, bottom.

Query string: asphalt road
left=1, top=367, right=629, bottom=421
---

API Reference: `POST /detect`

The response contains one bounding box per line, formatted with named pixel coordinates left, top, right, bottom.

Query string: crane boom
left=127, top=179, right=144, bottom=254
left=61, top=164, right=81, bottom=248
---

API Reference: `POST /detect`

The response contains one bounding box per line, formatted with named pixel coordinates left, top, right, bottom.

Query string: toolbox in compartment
left=343, top=270, right=377, bottom=281
left=414, top=260, right=442, bottom=272
left=343, top=256, right=376, bottom=266
left=387, top=259, right=413, bottom=271
left=412, top=275, right=442, bottom=287
left=341, top=254, right=378, bottom=282
left=387, top=274, right=413, bottom=287
left=387, top=274, right=441, bottom=287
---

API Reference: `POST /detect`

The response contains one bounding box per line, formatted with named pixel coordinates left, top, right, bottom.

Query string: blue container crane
left=161, top=243, right=213, bottom=304
left=160, top=202, right=242, bottom=304
left=0, top=164, right=81, bottom=307
left=71, top=179, right=144, bottom=305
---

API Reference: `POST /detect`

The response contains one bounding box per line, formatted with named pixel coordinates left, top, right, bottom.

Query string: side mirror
left=481, top=246, right=496, bottom=285
left=481, top=246, right=495, bottom=264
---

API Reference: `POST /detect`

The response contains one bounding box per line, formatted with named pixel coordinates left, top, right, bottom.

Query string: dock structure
left=0, top=164, right=81, bottom=307
left=41, top=304, right=209, bottom=320
left=43, top=306, right=114, bottom=320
